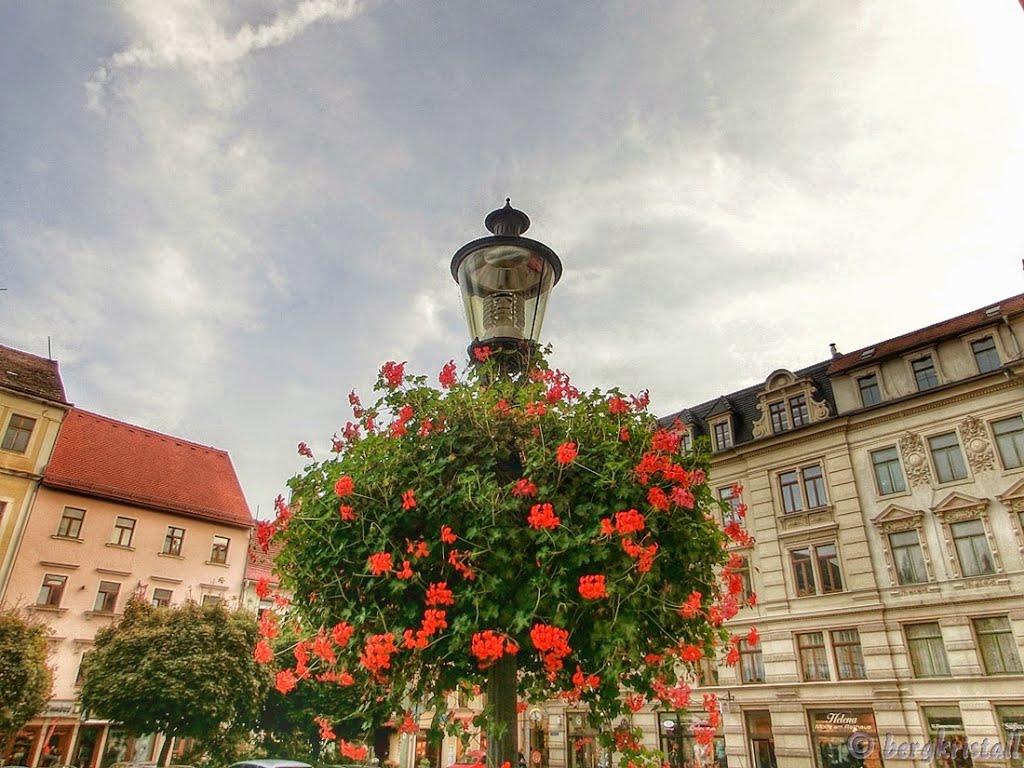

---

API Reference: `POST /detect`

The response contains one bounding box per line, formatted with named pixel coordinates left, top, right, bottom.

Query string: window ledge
left=51, top=535, right=84, bottom=543
left=158, top=552, right=184, bottom=560
left=84, top=610, right=121, bottom=620
left=205, top=560, right=230, bottom=568
left=779, top=505, right=835, bottom=531
left=29, top=604, right=67, bottom=613
left=951, top=575, right=1009, bottom=590
left=888, top=584, right=941, bottom=596
left=876, top=489, right=912, bottom=501
left=105, top=543, right=135, bottom=551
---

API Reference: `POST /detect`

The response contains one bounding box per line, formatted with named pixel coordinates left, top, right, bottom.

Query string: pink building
left=2, top=409, right=253, bottom=768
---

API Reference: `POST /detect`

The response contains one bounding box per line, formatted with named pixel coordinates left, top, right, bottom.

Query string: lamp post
left=451, top=200, right=562, bottom=372
left=450, top=201, right=562, bottom=767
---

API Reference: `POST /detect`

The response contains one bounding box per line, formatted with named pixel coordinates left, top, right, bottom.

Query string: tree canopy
left=81, top=598, right=269, bottom=763
left=0, top=608, right=53, bottom=741
left=260, top=349, right=753, bottom=765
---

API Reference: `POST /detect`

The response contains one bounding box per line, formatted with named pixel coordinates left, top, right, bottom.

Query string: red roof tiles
left=828, top=293, right=1024, bottom=375
left=0, top=344, right=69, bottom=405
left=43, top=409, right=253, bottom=528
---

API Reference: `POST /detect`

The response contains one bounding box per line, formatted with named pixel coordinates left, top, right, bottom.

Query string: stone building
left=658, top=292, right=1024, bottom=768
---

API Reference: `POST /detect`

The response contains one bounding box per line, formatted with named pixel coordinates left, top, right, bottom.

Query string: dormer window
left=789, top=394, right=809, bottom=427
left=912, top=356, right=939, bottom=391
left=769, top=401, right=788, bottom=433
left=858, top=374, right=881, bottom=406
left=713, top=421, right=733, bottom=451
left=971, top=336, right=1000, bottom=373
left=679, top=430, right=693, bottom=453
left=752, top=369, right=830, bottom=440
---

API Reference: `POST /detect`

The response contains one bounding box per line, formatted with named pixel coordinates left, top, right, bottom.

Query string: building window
left=94, top=581, right=120, bottom=613
left=718, top=486, right=744, bottom=527
left=858, top=374, right=881, bottom=407
left=971, top=336, right=1001, bottom=373
left=992, top=415, right=1024, bottom=470
left=728, top=554, right=753, bottom=601
left=928, top=432, right=968, bottom=483
left=871, top=447, right=906, bottom=495
left=111, top=516, right=136, bottom=547
left=739, top=638, right=765, bottom=683
left=163, top=526, right=185, bottom=556
left=905, top=622, right=951, bottom=677
left=888, top=530, right=928, bottom=585
left=56, top=507, right=86, bottom=539
left=769, top=401, right=789, bottom=433
left=996, top=706, right=1024, bottom=768
left=202, top=594, right=222, bottom=607
left=210, top=535, right=230, bottom=564
left=779, top=464, right=828, bottom=513
left=974, top=617, right=1022, bottom=675
left=679, top=431, right=692, bottom=452
left=797, top=632, right=829, bottom=681
left=696, top=657, right=719, bottom=686
left=257, top=598, right=273, bottom=621
left=75, top=652, right=90, bottom=687
left=713, top=421, right=732, bottom=451
left=789, top=394, right=809, bottom=427
left=37, top=574, right=67, bottom=607
left=791, top=543, right=843, bottom=596
left=950, top=519, right=995, bottom=577
left=912, top=356, right=939, bottom=390
left=151, top=588, right=173, bottom=607
left=832, top=629, right=866, bottom=680
left=1, top=414, right=36, bottom=453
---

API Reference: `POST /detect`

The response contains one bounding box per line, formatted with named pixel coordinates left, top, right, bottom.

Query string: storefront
left=658, top=712, right=727, bottom=768
left=744, top=711, right=776, bottom=768
left=808, top=709, right=884, bottom=768
left=996, top=705, right=1024, bottom=768
left=921, top=707, right=972, bottom=768
left=566, top=712, right=608, bottom=768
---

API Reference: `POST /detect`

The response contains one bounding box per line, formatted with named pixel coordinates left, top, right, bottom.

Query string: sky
left=2, top=1, right=1024, bottom=518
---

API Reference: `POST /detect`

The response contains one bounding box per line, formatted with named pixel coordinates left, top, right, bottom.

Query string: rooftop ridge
left=69, top=408, right=229, bottom=457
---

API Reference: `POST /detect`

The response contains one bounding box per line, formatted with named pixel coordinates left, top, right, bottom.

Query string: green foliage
left=265, top=348, right=745, bottom=754
left=81, top=598, right=270, bottom=749
left=0, top=608, right=53, bottom=739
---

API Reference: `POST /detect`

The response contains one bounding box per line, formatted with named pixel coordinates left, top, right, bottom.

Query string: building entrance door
left=745, top=711, right=777, bottom=768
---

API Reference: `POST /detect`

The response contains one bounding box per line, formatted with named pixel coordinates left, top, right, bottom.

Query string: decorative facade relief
left=959, top=415, right=996, bottom=473
left=750, top=370, right=832, bottom=439
left=898, top=431, right=932, bottom=487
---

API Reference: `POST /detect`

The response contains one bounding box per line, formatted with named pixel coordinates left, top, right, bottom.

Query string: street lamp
left=451, top=200, right=562, bottom=362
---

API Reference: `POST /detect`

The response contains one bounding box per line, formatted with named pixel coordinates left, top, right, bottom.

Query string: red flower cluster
left=527, top=503, right=560, bottom=529
left=621, top=538, right=658, bottom=572
left=439, top=360, right=458, bottom=389
left=650, top=429, right=681, bottom=453
left=530, top=623, right=572, bottom=677
left=368, top=552, right=393, bottom=575
left=297, top=442, right=313, bottom=458
left=253, top=639, right=273, bottom=664
left=380, top=361, right=406, bottom=388
left=359, top=633, right=397, bottom=676
left=647, top=486, right=669, bottom=511
left=613, top=509, right=645, bottom=535
left=402, top=489, right=417, bottom=509
left=578, top=575, right=608, bottom=599
left=403, top=609, right=448, bottom=650
left=607, top=395, right=630, bottom=415
left=407, top=539, right=430, bottom=558
left=470, top=630, right=520, bottom=668
left=425, top=582, right=454, bottom=606
left=473, top=346, right=492, bottom=362
left=339, top=741, right=369, bottom=761
left=625, top=694, right=645, bottom=713
left=396, top=560, right=414, bottom=579
left=555, top=442, right=578, bottom=464
left=339, top=504, right=356, bottom=521
left=399, top=712, right=419, bottom=735
left=440, top=525, right=457, bottom=544
left=651, top=678, right=691, bottom=709
left=258, top=611, right=279, bottom=639
left=447, top=549, right=475, bottom=580
left=335, top=476, right=355, bottom=497
left=331, top=621, right=355, bottom=647
left=511, top=478, right=538, bottom=497
left=679, top=590, right=703, bottom=619
left=275, top=669, right=297, bottom=694
left=312, top=631, right=336, bottom=664
left=678, top=643, right=703, bottom=662
left=571, top=664, right=600, bottom=690
left=255, top=577, right=272, bottom=599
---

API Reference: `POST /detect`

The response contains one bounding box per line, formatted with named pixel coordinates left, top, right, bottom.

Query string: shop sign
left=42, top=700, right=80, bottom=718
left=812, top=711, right=877, bottom=736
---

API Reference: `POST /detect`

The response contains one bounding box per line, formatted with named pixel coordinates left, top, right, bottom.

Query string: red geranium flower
left=473, top=346, right=492, bottom=362
left=578, top=575, right=608, bottom=599
left=527, top=503, right=560, bottom=529
left=439, top=360, right=458, bottom=389
left=297, top=442, right=313, bottom=458
left=402, top=489, right=417, bottom=509
left=380, top=361, right=406, bottom=388
left=555, top=442, right=578, bottom=464
left=334, top=476, right=355, bottom=497
left=368, top=552, right=393, bottom=575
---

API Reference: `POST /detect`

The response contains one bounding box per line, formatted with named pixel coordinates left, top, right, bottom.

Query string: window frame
left=1, top=413, right=37, bottom=453
left=904, top=621, right=951, bottom=678
left=887, top=529, right=928, bottom=585
left=870, top=446, right=907, bottom=496
left=37, top=573, right=68, bottom=608
left=210, top=535, right=230, bottom=565
left=857, top=373, right=882, bottom=407
left=911, top=355, right=939, bottom=391
left=151, top=588, right=173, bottom=608
left=777, top=462, right=829, bottom=514
left=973, top=616, right=1023, bottom=675
left=738, top=638, right=765, bottom=684
left=789, top=394, right=809, bottom=428
left=163, top=526, right=185, bottom=556
left=769, top=401, right=789, bottom=433
left=831, top=629, right=866, bottom=680
left=94, top=580, right=121, bottom=613
left=56, top=506, right=86, bottom=539
left=950, top=518, right=996, bottom=578
left=718, top=485, right=744, bottom=528
left=796, top=631, right=830, bottom=682
left=712, top=419, right=733, bottom=452
left=789, top=541, right=844, bottom=597
left=111, top=516, right=136, bottom=547
left=927, top=431, right=969, bottom=484
left=992, top=415, right=1024, bottom=471
left=970, top=335, right=1001, bottom=374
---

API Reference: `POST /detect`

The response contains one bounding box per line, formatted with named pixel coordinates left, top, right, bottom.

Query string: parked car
left=229, top=761, right=313, bottom=768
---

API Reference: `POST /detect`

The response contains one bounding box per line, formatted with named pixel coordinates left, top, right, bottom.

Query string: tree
left=0, top=609, right=53, bottom=746
left=81, top=598, right=270, bottom=765
left=260, top=349, right=754, bottom=767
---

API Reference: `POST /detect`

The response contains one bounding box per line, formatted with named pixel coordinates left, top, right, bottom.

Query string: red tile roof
left=43, top=409, right=253, bottom=528
left=0, top=344, right=69, bottom=405
left=246, top=538, right=282, bottom=584
left=828, top=293, right=1024, bottom=375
